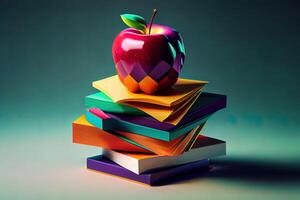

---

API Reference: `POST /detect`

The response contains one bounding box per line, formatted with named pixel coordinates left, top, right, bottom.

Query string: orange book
left=73, top=115, right=205, bottom=156
left=72, top=115, right=151, bottom=154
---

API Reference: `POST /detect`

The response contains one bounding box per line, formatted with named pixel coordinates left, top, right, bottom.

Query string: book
left=86, top=90, right=202, bottom=125
left=86, top=108, right=209, bottom=141
left=92, top=75, right=206, bottom=125
left=87, top=155, right=209, bottom=186
left=85, top=92, right=226, bottom=141
left=73, top=115, right=205, bottom=155
left=103, top=135, right=226, bottom=174
left=89, top=92, right=226, bottom=130
left=92, top=75, right=207, bottom=107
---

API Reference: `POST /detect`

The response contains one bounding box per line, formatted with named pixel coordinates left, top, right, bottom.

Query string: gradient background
left=1, top=0, right=300, bottom=199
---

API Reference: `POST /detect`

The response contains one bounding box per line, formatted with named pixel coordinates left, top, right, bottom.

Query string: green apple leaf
left=120, top=14, right=147, bottom=33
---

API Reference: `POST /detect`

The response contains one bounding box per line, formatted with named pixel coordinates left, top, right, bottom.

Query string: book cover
left=87, top=155, right=209, bottom=186
left=92, top=75, right=207, bottom=106
left=72, top=115, right=152, bottom=153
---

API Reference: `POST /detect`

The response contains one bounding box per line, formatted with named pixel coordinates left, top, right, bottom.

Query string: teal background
left=0, top=0, right=299, bottom=199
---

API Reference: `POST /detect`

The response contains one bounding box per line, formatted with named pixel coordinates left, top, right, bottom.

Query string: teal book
left=85, top=92, right=144, bottom=115
left=86, top=109, right=209, bottom=141
left=85, top=92, right=226, bottom=141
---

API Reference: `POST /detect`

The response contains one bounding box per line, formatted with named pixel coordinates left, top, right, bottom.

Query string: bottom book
left=87, top=155, right=209, bottom=186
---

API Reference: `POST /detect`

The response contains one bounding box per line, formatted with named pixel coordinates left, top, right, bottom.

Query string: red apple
left=112, top=11, right=185, bottom=94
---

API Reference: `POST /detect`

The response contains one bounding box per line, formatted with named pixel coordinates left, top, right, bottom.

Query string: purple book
left=87, top=155, right=209, bottom=186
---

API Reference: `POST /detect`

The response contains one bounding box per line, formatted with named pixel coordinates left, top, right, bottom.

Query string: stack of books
left=72, top=75, right=227, bottom=186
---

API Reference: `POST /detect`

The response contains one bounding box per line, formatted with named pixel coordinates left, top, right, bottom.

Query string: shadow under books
left=155, top=156, right=300, bottom=186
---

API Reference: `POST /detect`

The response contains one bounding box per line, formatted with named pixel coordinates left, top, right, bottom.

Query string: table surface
left=1, top=113, right=299, bottom=200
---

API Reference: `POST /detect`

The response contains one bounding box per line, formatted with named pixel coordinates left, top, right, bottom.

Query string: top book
left=92, top=75, right=207, bottom=107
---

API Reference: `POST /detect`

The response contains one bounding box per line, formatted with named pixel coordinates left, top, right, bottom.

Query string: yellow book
left=93, top=75, right=207, bottom=106
left=92, top=75, right=208, bottom=125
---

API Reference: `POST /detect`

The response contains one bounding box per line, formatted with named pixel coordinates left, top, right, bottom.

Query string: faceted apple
left=112, top=11, right=185, bottom=94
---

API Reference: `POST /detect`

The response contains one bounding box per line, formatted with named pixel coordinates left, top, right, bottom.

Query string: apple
left=112, top=9, right=185, bottom=94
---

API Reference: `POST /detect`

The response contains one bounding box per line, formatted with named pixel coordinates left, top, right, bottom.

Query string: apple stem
left=148, top=9, right=157, bottom=35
